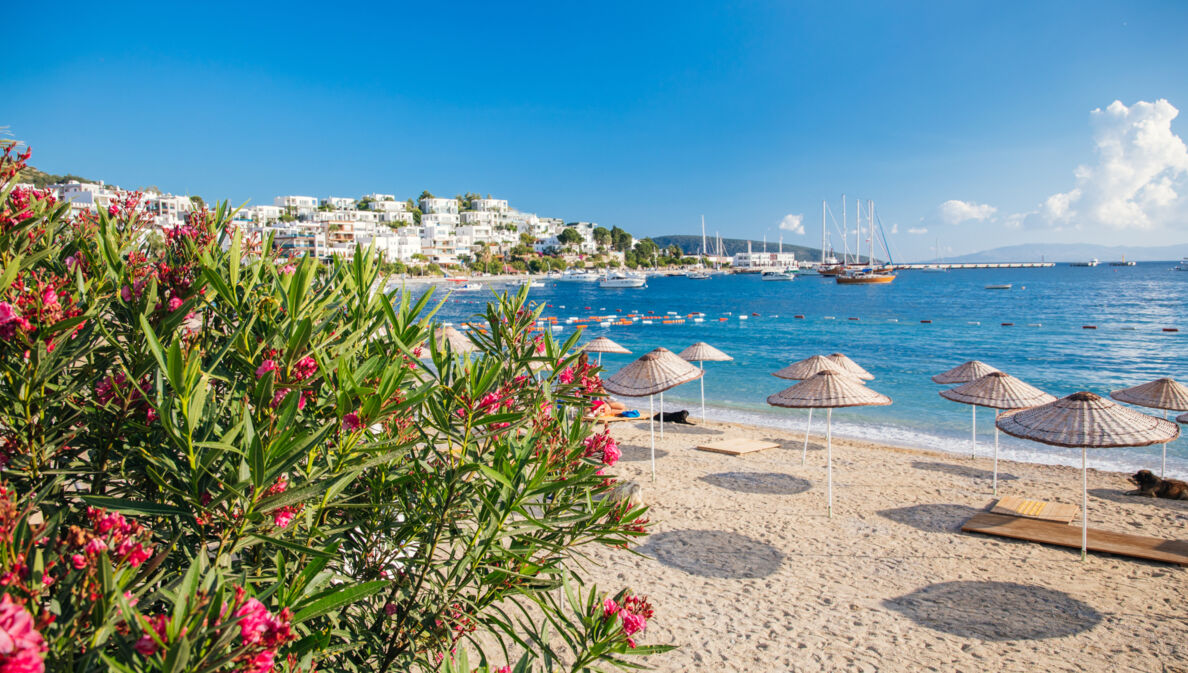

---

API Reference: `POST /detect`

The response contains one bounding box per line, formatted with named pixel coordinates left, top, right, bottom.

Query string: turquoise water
left=430, top=263, right=1188, bottom=477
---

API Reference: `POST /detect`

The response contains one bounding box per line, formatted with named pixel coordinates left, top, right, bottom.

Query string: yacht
left=836, top=268, right=896, bottom=285
left=687, top=270, right=711, bottom=280
left=1176, top=257, right=1188, bottom=271
left=760, top=269, right=795, bottom=281
left=1070, top=258, right=1099, bottom=267
left=560, top=270, right=600, bottom=282
left=515, top=279, right=545, bottom=289
left=599, top=272, right=647, bottom=289
left=456, top=282, right=484, bottom=291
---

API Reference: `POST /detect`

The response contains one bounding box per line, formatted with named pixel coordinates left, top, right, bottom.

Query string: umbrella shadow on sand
left=699, top=472, right=811, bottom=495
left=637, top=529, right=784, bottom=579
left=876, top=504, right=985, bottom=534
left=1087, top=488, right=1188, bottom=513
left=616, top=443, right=670, bottom=462
left=650, top=422, right=724, bottom=436
left=884, top=581, right=1102, bottom=641
left=911, top=460, right=1019, bottom=482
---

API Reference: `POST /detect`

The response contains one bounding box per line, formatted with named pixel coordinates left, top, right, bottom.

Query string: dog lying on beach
left=651, top=410, right=694, bottom=425
left=1126, top=470, right=1188, bottom=500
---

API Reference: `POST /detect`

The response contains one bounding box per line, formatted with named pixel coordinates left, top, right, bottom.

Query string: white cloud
left=1022, top=99, right=1188, bottom=229
left=938, top=199, right=997, bottom=225
left=889, top=223, right=899, bottom=234
left=778, top=213, right=804, bottom=234
left=907, top=227, right=928, bottom=235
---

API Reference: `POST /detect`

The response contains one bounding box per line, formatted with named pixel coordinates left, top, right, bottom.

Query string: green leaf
left=293, top=580, right=388, bottom=623
left=79, top=496, right=189, bottom=518
left=248, top=533, right=336, bottom=559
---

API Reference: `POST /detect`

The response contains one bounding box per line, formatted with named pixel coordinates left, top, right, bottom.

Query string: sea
left=424, top=262, right=1188, bottom=478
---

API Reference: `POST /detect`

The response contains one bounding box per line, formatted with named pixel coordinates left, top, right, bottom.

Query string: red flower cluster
left=94, top=371, right=157, bottom=423
left=0, top=594, right=46, bottom=673
left=261, top=476, right=302, bottom=529
left=257, top=350, right=319, bottom=410
left=601, top=592, right=654, bottom=648
left=582, top=431, right=620, bottom=467
left=75, top=507, right=155, bottom=569
left=233, top=590, right=295, bottom=673
left=1, top=184, right=55, bottom=241
left=0, top=272, right=84, bottom=349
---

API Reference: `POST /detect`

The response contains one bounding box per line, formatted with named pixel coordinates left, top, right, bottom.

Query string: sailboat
left=922, top=238, right=948, bottom=272
left=688, top=215, right=711, bottom=279
left=836, top=199, right=896, bottom=285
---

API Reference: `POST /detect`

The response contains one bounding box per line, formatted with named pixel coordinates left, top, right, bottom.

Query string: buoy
left=739, top=315, right=748, bottom=320
left=920, top=320, right=931, bottom=324
left=1028, top=323, right=1042, bottom=327
left=1083, top=325, right=1096, bottom=329
left=968, top=321, right=980, bottom=325
left=794, top=315, right=805, bottom=319
left=848, top=317, right=859, bottom=321
left=751, top=312, right=759, bottom=317
left=642, top=320, right=653, bottom=325
left=718, top=317, right=727, bottom=322
left=1001, top=322, right=1014, bottom=327
left=1164, top=328, right=1180, bottom=332
left=824, top=316, right=836, bottom=320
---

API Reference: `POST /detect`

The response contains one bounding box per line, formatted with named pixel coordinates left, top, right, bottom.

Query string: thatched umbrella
left=677, top=342, right=732, bottom=425
left=767, top=370, right=891, bottom=517
left=826, top=353, right=874, bottom=381
left=773, top=355, right=859, bottom=466
left=434, top=326, right=477, bottom=354
left=603, top=348, right=703, bottom=480
left=932, top=360, right=1001, bottom=458
left=940, top=372, right=1056, bottom=494
left=997, top=392, right=1180, bottom=561
left=1109, top=378, right=1188, bottom=477
left=583, top=336, right=631, bottom=365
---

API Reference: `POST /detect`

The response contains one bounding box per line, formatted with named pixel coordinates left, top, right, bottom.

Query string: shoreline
left=584, top=416, right=1188, bottom=672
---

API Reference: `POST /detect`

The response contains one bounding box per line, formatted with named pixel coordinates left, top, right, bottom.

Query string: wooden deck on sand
left=962, top=512, right=1188, bottom=565
left=696, top=438, right=780, bottom=456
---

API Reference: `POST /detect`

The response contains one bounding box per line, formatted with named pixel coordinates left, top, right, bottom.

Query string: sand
left=580, top=418, right=1188, bottom=672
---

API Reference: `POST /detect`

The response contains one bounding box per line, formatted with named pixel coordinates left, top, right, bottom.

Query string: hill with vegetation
left=16, top=165, right=100, bottom=189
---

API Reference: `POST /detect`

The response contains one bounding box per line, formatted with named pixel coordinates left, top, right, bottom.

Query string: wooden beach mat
left=961, top=512, right=1188, bottom=565
left=696, top=438, right=779, bottom=456
left=991, top=496, right=1079, bottom=524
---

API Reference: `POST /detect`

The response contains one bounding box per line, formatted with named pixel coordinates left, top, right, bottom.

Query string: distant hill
left=945, top=243, right=1188, bottom=264
left=650, top=235, right=880, bottom=264
left=16, top=165, right=100, bottom=189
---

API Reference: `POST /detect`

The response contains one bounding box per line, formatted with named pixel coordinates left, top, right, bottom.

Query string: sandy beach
left=583, top=418, right=1188, bottom=672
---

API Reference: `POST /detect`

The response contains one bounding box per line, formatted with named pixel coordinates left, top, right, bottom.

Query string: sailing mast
left=841, top=195, right=849, bottom=265
left=868, top=199, right=874, bottom=266
left=700, top=215, right=708, bottom=270
left=821, top=200, right=826, bottom=264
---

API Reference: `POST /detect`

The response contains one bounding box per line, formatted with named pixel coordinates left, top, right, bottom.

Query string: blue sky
left=6, top=1, right=1188, bottom=260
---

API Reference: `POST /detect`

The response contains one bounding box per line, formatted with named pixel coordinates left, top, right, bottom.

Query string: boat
left=760, top=269, right=795, bottom=281
left=836, top=269, right=896, bottom=285
left=599, top=272, right=647, bottom=289
left=1176, top=257, right=1188, bottom=271
left=985, top=284, right=1013, bottom=290
left=1070, top=258, right=1099, bottom=267
left=922, top=239, right=948, bottom=272
left=1109, top=255, right=1135, bottom=267
left=560, top=270, right=600, bottom=282
left=687, top=270, right=711, bottom=280
left=456, top=282, right=484, bottom=291
left=516, top=279, right=545, bottom=288
left=686, top=216, right=712, bottom=279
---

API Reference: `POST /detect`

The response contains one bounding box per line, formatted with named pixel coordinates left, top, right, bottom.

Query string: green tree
left=558, top=227, right=583, bottom=247
left=188, top=194, right=205, bottom=210
left=610, top=226, right=632, bottom=252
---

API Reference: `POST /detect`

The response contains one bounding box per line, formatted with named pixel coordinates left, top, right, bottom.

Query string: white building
left=470, top=198, right=508, bottom=212
left=321, top=196, right=356, bottom=210
left=144, top=193, right=193, bottom=227
left=56, top=181, right=118, bottom=214
left=274, top=195, right=318, bottom=219
left=732, top=242, right=797, bottom=269
left=419, top=197, right=458, bottom=215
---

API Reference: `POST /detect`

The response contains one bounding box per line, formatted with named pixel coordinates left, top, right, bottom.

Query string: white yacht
left=599, top=272, right=647, bottom=288
left=560, top=270, right=600, bottom=282
left=456, top=282, right=484, bottom=291
left=1176, top=257, right=1188, bottom=271
left=760, top=269, right=795, bottom=281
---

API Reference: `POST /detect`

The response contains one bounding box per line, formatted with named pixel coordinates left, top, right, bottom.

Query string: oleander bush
left=0, top=141, right=665, bottom=672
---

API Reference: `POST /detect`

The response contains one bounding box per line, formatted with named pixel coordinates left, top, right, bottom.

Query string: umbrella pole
left=1081, top=447, right=1088, bottom=562
left=699, top=361, right=706, bottom=425
left=826, top=408, right=834, bottom=519
left=970, top=405, right=976, bottom=459
left=1161, top=410, right=1167, bottom=478
left=649, top=394, right=655, bottom=482
left=993, top=414, right=1000, bottom=496
left=802, top=408, right=813, bottom=467
left=597, top=352, right=602, bottom=366
left=659, top=391, right=664, bottom=439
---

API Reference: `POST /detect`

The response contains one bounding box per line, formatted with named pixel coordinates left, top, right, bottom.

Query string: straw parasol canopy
left=678, top=342, right=732, bottom=363
left=826, top=353, right=874, bottom=381
left=1110, top=378, right=1188, bottom=411
left=773, top=355, right=856, bottom=381
left=1110, top=378, right=1188, bottom=477
left=767, top=370, right=891, bottom=518
left=434, top=326, right=477, bottom=354
left=603, top=348, right=704, bottom=481
left=996, top=391, right=1180, bottom=561
left=603, top=348, right=702, bottom=397
left=940, top=372, right=1056, bottom=410
left=931, top=360, right=999, bottom=385
left=767, top=370, right=890, bottom=409
left=678, top=343, right=733, bottom=425
left=584, top=336, right=631, bottom=355
left=940, top=372, right=1056, bottom=494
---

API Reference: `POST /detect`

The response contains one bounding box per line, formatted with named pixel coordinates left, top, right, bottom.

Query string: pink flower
left=39, top=289, right=57, bottom=307
left=293, top=356, right=317, bottom=380
left=70, top=554, right=86, bottom=570
left=534, top=336, right=545, bottom=354
left=134, top=614, right=169, bottom=657
left=0, top=594, right=47, bottom=673
left=84, top=538, right=108, bottom=555
left=0, top=303, right=13, bottom=324
left=495, top=667, right=511, bottom=673
left=602, top=440, right=621, bottom=466
left=271, top=509, right=296, bottom=528
left=559, top=367, right=574, bottom=384
left=120, top=286, right=133, bottom=302
left=602, top=598, right=619, bottom=618
left=167, top=296, right=183, bottom=311
left=255, top=360, right=279, bottom=379
left=280, top=264, right=296, bottom=275
left=342, top=412, right=362, bottom=432
left=620, top=612, right=646, bottom=636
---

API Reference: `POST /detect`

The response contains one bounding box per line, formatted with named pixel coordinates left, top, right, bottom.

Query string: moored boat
left=836, top=268, right=896, bottom=284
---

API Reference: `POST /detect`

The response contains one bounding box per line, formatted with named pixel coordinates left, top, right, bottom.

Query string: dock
left=894, top=262, right=1055, bottom=270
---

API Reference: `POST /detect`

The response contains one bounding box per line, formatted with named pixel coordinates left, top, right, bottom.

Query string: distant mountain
left=16, top=165, right=100, bottom=189
left=650, top=235, right=879, bottom=264
left=944, top=243, right=1188, bottom=264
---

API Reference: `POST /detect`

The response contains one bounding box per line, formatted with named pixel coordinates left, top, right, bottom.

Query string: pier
left=894, top=262, right=1055, bottom=270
